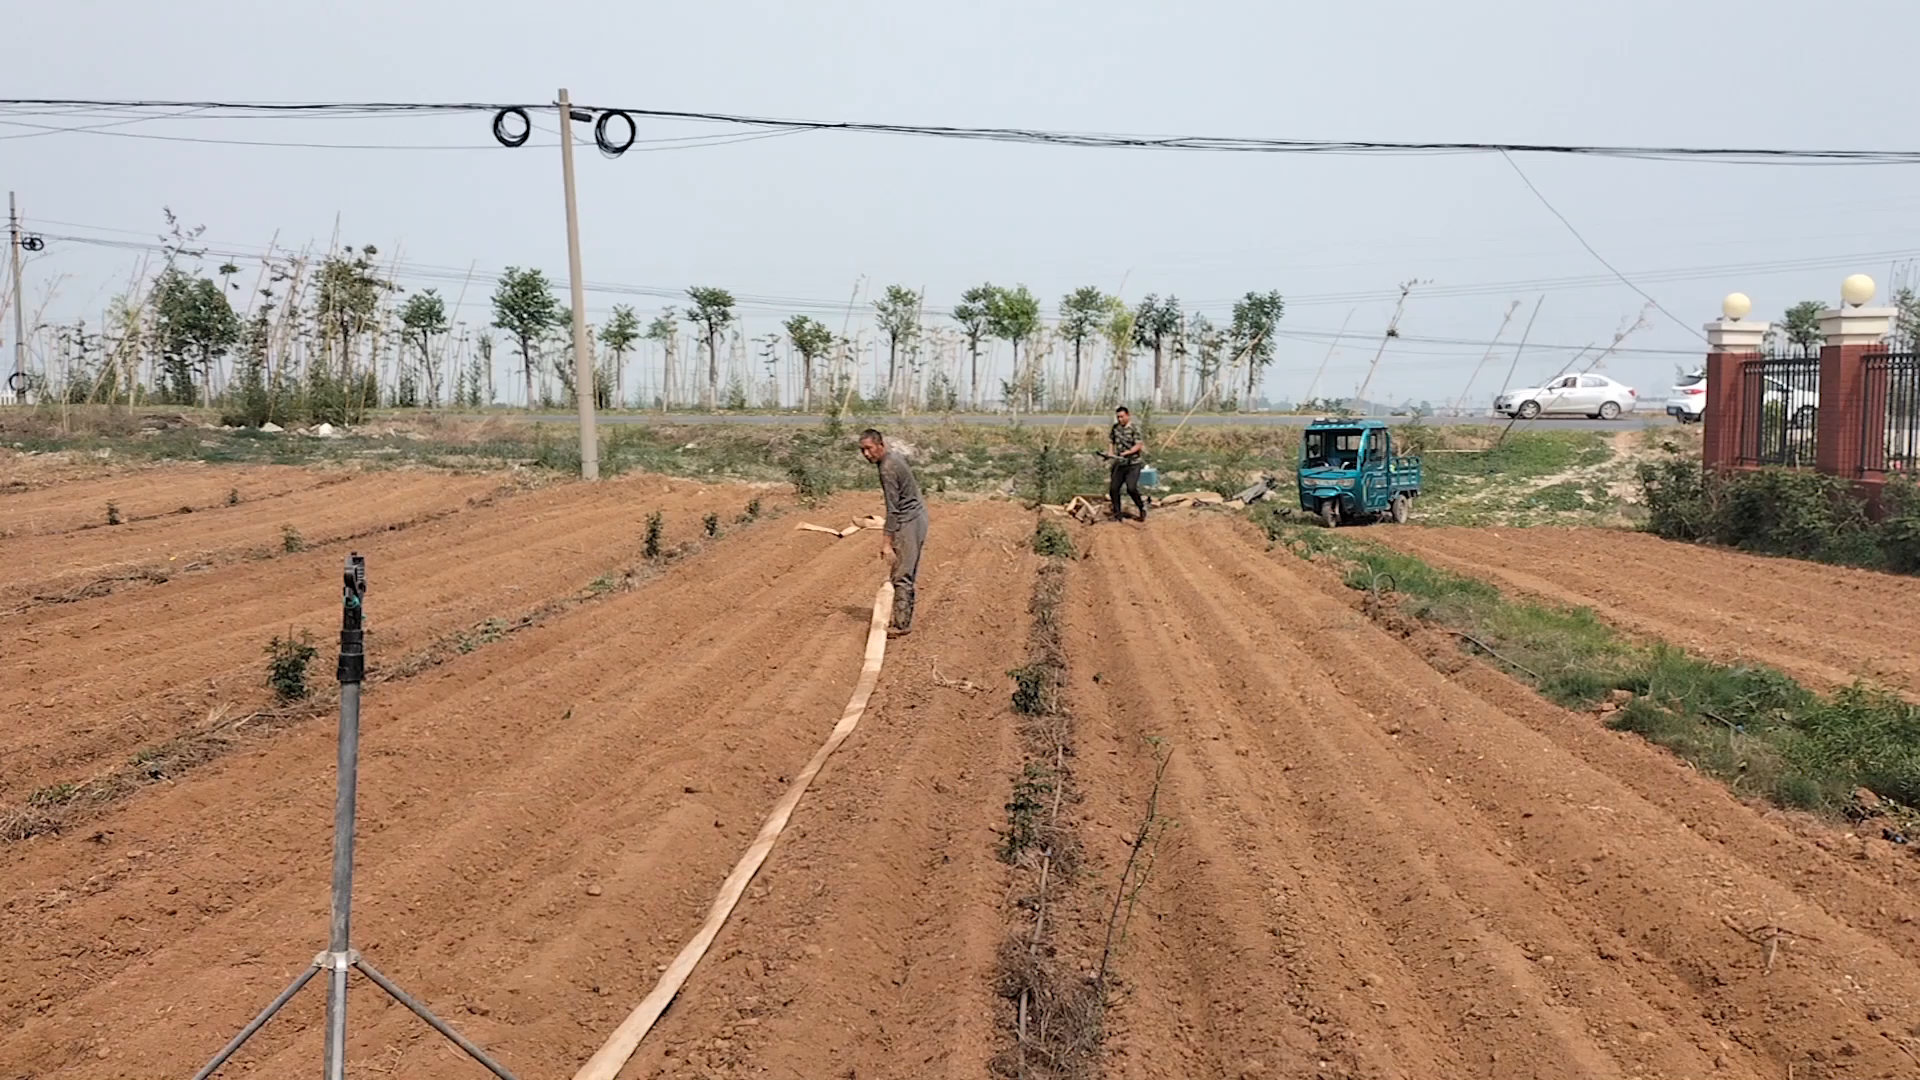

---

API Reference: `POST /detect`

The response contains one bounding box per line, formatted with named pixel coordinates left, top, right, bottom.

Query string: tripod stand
left=195, top=554, right=519, bottom=1080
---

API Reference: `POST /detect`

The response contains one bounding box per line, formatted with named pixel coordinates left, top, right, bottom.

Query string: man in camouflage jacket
left=1108, top=405, right=1147, bottom=523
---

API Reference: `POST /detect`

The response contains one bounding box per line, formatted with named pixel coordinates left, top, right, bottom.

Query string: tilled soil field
left=4, top=463, right=1919, bottom=1080
left=1071, top=516, right=1920, bottom=1079
left=1369, top=525, right=1920, bottom=694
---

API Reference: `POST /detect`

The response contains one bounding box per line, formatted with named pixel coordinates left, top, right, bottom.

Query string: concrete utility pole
left=557, top=89, right=600, bottom=480
left=9, top=193, right=24, bottom=404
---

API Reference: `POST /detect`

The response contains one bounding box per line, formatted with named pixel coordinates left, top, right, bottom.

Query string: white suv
left=1665, top=371, right=1706, bottom=423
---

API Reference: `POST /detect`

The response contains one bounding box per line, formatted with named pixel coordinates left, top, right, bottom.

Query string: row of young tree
left=10, top=219, right=1292, bottom=422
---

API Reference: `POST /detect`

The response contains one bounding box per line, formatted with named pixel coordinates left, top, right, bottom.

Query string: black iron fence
left=1737, top=356, right=1820, bottom=467
left=1862, top=352, right=1920, bottom=474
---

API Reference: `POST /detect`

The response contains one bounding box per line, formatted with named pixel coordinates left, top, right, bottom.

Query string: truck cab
left=1296, top=419, right=1423, bottom=527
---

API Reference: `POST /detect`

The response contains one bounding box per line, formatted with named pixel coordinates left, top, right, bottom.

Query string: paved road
left=521, top=411, right=1681, bottom=433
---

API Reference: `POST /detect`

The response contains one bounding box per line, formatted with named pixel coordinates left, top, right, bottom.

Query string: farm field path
left=1065, top=513, right=1920, bottom=1080
left=1370, top=525, right=1920, bottom=694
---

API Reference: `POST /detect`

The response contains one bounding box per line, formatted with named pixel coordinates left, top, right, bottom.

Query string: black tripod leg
left=192, top=964, right=320, bottom=1080
left=354, top=960, right=521, bottom=1080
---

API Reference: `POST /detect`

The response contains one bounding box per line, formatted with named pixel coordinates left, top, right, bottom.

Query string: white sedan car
left=1496, top=373, right=1639, bottom=420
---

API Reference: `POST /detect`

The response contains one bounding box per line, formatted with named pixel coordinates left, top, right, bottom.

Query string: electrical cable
left=1498, top=151, right=1706, bottom=343
left=3, top=97, right=1919, bottom=164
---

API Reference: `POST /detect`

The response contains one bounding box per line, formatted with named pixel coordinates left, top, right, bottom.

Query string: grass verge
left=1267, top=518, right=1920, bottom=819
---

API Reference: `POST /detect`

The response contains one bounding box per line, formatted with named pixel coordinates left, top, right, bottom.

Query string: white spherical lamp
left=1842, top=274, right=1876, bottom=308
left=1721, top=292, right=1752, bottom=321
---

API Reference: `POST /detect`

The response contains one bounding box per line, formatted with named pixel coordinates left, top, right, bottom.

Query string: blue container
left=1139, top=465, right=1159, bottom=488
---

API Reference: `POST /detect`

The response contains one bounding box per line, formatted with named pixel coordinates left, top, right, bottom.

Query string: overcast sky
left=8, top=0, right=1920, bottom=407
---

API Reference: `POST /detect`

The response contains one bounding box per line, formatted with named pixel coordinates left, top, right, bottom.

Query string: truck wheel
left=1319, top=497, right=1341, bottom=529
left=1599, top=401, right=1621, bottom=420
left=1517, top=400, right=1542, bottom=420
left=1390, top=493, right=1410, bottom=524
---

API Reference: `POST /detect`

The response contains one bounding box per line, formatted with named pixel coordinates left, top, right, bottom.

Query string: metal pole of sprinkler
left=322, top=552, right=367, bottom=1079
left=192, top=554, right=520, bottom=1080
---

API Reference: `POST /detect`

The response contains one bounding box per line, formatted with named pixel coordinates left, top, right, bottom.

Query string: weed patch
left=282, top=524, right=306, bottom=553
left=1272, top=518, right=1920, bottom=816
left=993, top=549, right=1103, bottom=1080
left=644, top=510, right=665, bottom=560
left=1032, top=517, right=1076, bottom=558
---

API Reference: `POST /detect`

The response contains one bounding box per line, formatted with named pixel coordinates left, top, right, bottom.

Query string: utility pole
left=557, top=89, right=599, bottom=480
left=9, top=193, right=24, bottom=405
left=1353, top=279, right=1425, bottom=414
left=1452, top=299, right=1523, bottom=415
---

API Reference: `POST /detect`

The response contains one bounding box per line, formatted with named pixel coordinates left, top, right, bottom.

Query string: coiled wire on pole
left=592, top=110, right=635, bottom=157
left=490, top=107, right=530, bottom=148
left=490, top=104, right=634, bottom=155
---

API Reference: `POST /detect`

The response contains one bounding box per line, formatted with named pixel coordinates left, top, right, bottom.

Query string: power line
left=1498, top=150, right=1705, bottom=343
left=4, top=97, right=1920, bottom=164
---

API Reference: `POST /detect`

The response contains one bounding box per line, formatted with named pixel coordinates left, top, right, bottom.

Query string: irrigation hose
left=571, top=579, right=895, bottom=1080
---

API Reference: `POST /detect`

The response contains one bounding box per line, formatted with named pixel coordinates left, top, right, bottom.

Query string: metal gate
left=1737, top=356, right=1820, bottom=467
left=1862, top=352, right=1920, bottom=473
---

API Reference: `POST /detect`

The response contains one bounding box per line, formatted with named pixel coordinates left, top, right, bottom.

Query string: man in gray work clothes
left=858, top=428, right=928, bottom=637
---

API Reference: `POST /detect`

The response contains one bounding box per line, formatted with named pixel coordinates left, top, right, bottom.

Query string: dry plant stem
left=1097, top=743, right=1173, bottom=991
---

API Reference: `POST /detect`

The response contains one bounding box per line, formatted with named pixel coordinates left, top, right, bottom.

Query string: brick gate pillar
left=1815, top=276, right=1894, bottom=478
left=1702, top=293, right=1767, bottom=470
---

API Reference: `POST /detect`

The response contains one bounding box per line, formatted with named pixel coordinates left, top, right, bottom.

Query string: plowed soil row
left=0, top=463, right=341, bottom=538
left=0, top=467, right=783, bottom=808
left=1369, top=525, right=1920, bottom=695
left=0, top=498, right=1034, bottom=1079
left=1067, top=515, right=1920, bottom=1079
left=0, top=471, right=518, bottom=609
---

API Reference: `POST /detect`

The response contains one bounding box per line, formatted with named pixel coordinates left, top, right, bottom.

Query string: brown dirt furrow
left=0, top=473, right=773, bottom=806
left=1373, top=525, right=1920, bottom=694
left=0, top=499, right=1021, bottom=1079
left=0, top=470, right=509, bottom=606
left=610, top=504, right=1033, bottom=1080
left=0, top=463, right=339, bottom=537
left=0, top=494, right=881, bottom=1077
left=1070, top=515, right=1920, bottom=1080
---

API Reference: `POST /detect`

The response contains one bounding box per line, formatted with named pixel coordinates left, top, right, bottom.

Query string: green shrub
left=1032, top=518, right=1075, bottom=558
left=1637, top=456, right=1920, bottom=573
left=266, top=631, right=320, bottom=702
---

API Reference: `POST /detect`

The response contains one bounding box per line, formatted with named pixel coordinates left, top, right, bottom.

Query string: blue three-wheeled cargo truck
left=1295, top=418, right=1423, bottom=528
